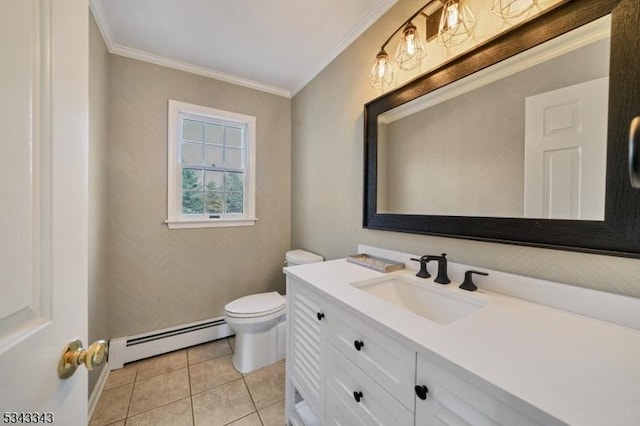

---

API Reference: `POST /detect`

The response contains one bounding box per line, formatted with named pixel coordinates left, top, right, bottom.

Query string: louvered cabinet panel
left=287, top=278, right=328, bottom=423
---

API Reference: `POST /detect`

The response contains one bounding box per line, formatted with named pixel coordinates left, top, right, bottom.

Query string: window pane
left=205, top=191, right=224, bottom=214
left=204, top=145, right=223, bottom=167
left=182, top=168, right=203, bottom=190
left=225, top=126, right=243, bottom=147
left=225, top=172, right=244, bottom=192
left=182, top=142, right=203, bottom=164
left=205, top=123, right=224, bottom=145
left=183, top=119, right=203, bottom=142
left=182, top=191, right=203, bottom=214
left=204, top=170, right=224, bottom=191
left=225, top=147, right=243, bottom=168
left=226, top=192, right=243, bottom=214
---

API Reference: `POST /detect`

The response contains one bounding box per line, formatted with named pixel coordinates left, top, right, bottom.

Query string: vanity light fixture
left=491, top=0, right=538, bottom=19
left=437, top=0, right=477, bottom=47
left=368, top=0, right=532, bottom=90
left=394, top=21, right=427, bottom=70
left=368, top=0, right=441, bottom=90
left=368, top=49, right=396, bottom=91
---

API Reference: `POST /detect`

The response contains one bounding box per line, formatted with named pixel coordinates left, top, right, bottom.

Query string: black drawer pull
left=353, top=391, right=363, bottom=403
left=415, top=385, right=429, bottom=400
left=354, top=340, right=364, bottom=351
left=316, top=312, right=325, bottom=321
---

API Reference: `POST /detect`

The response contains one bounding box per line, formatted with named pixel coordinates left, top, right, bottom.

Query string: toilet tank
left=285, top=249, right=323, bottom=266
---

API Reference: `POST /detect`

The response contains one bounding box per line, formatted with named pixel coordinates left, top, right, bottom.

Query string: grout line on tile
left=221, top=412, right=261, bottom=426
left=242, top=375, right=259, bottom=413
left=190, top=396, right=196, bottom=426
left=125, top=397, right=194, bottom=425
left=187, top=358, right=193, bottom=395
left=125, top=367, right=191, bottom=420
left=256, top=409, right=265, bottom=426
left=186, top=359, right=196, bottom=426
left=187, top=351, right=233, bottom=369
left=124, top=372, right=137, bottom=421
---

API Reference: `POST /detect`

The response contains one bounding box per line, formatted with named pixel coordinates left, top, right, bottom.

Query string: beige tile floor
left=90, top=336, right=285, bottom=426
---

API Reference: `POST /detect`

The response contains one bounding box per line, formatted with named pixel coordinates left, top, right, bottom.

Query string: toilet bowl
left=224, top=292, right=286, bottom=374
left=224, top=249, right=323, bottom=374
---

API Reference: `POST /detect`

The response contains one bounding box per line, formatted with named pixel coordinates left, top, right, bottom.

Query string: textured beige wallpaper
left=291, top=0, right=640, bottom=299
left=88, top=13, right=110, bottom=393
left=108, top=57, right=291, bottom=337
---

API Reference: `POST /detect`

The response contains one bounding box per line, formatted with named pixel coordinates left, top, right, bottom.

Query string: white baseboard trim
left=108, top=316, right=234, bottom=369
left=88, top=362, right=110, bottom=420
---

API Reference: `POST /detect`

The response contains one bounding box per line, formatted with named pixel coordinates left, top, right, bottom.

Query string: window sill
left=165, top=218, right=257, bottom=229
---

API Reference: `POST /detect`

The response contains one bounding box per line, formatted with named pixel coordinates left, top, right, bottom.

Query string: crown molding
left=89, top=0, right=115, bottom=49
left=291, top=0, right=399, bottom=95
left=88, top=0, right=291, bottom=98
left=108, top=43, right=291, bottom=98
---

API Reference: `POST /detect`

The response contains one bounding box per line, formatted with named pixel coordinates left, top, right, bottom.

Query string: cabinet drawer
left=326, top=343, right=413, bottom=426
left=327, top=306, right=416, bottom=410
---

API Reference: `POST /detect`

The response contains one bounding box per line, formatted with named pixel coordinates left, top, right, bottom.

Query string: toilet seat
left=225, top=291, right=285, bottom=319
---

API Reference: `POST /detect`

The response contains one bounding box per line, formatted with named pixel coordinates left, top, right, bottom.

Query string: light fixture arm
left=379, top=0, right=437, bottom=51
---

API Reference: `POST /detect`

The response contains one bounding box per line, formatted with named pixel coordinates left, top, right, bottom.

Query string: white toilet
left=224, top=249, right=323, bottom=373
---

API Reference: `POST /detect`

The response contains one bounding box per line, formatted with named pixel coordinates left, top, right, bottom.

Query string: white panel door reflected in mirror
left=524, top=77, right=608, bottom=220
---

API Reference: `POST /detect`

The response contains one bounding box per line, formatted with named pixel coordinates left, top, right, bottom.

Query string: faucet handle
left=459, top=270, right=488, bottom=291
left=410, top=257, right=431, bottom=278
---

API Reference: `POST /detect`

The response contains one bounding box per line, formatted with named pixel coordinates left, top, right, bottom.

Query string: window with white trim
left=166, top=100, right=256, bottom=229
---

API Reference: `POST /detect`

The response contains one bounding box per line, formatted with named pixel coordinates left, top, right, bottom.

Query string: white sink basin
left=351, top=275, right=487, bottom=324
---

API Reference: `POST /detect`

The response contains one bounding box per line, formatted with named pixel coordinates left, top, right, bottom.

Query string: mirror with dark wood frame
left=364, top=0, right=640, bottom=258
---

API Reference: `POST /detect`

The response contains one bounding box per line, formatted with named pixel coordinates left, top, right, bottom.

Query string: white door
left=0, top=0, right=89, bottom=424
left=524, top=77, right=608, bottom=220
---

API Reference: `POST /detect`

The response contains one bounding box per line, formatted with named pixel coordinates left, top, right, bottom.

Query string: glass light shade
left=394, top=21, right=427, bottom=71
left=491, top=0, right=538, bottom=19
left=368, top=49, right=395, bottom=91
left=438, top=0, right=477, bottom=48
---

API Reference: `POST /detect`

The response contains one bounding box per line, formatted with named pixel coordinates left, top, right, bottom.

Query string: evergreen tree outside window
left=166, top=101, right=256, bottom=229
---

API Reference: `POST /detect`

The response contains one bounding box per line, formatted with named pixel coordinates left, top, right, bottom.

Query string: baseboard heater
left=108, top=316, right=233, bottom=369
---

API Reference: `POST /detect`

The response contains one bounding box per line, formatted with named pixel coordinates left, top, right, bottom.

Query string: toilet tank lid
left=225, top=291, right=285, bottom=315
left=286, top=249, right=324, bottom=265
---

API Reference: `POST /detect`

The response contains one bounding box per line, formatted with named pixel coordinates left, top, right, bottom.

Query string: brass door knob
left=58, top=339, right=108, bottom=379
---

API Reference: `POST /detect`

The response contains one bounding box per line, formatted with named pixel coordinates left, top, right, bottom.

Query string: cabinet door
left=415, top=353, right=562, bottom=426
left=286, top=278, right=328, bottom=423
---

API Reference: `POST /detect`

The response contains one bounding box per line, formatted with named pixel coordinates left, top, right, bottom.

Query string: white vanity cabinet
left=286, top=274, right=563, bottom=426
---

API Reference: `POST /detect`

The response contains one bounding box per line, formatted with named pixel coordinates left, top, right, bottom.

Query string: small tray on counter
left=346, top=253, right=404, bottom=273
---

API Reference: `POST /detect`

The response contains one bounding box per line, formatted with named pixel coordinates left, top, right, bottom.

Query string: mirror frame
left=364, top=0, right=640, bottom=258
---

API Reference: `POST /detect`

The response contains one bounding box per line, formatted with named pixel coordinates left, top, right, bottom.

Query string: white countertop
left=284, top=256, right=640, bottom=426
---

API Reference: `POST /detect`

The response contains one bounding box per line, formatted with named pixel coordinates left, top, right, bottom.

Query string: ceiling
left=90, top=0, right=398, bottom=97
